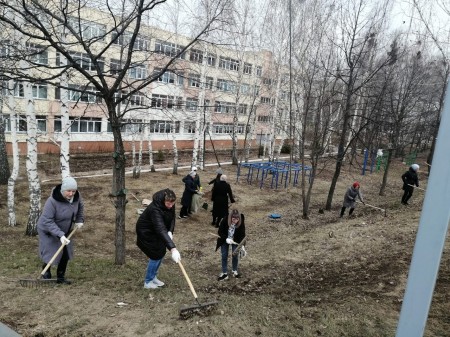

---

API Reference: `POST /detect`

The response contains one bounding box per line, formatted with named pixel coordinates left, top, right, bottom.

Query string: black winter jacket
left=136, top=189, right=176, bottom=260
left=215, top=213, right=246, bottom=251
left=402, top=168, right=419, bottom=190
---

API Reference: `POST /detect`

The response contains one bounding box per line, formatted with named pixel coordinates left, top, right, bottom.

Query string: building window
left=205, top=77, right=214, bottom=90
left=110, top=59, right=122, bottom=75
left=154, top=40, right=185, bottom=59
left=65, top=84, right=101, bottom=103
left=58, top=52, right=105, bottom=72
left=177, top=72, right=184, bottom=86
left=1, top=114, right=46, bottom=133
left=129, top=64, right=147, bottom=79
left=62, top=117, right=102, bottom=133
left=214, top=101, right=236, bottom=114
left=257, top=115, right=273, bottom=122
left=213, top=123, right=245, bottom=134
left=184, top=122, right=196, bottom=134
left=27, top=43, right=48, bottom=65
left=112, top=31, right=149, bottom=50
left=149, top=120, right=180, bottom=133
left=263, top=77, right=276, bottom=86
left=256, top=66, right=262, bottom=77
left=189, top=48, right=203, bottom=63
left=115, top=91, right=146, bottom=106
left=186, top=97, right=198, bottom=111
left=32, top=83, right=48, bottom=99
left=217, top=79, right=236, bottom=92
left=189, top=73, right=201, bottom=88
left=240, top=83, right=250, bottom=95
left=243, top=63, right=252, bottom=75
left=151, top=94, right=182, bottom=109
left=207, top=53, right=216, bottom=67
left=261, top=97, right=274, bottom=104
left=153, top=68, right=176, bottom=84
left=219, top=56, right=239, bottom=71
left=238, top=104, right=248, bottom=114
left=69, top=17, right=106, bottom=41
left=121, top=119, right=143, bottom=133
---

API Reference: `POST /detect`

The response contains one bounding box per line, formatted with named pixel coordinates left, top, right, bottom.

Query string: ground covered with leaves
left=0, top=152, right=449, bottom=337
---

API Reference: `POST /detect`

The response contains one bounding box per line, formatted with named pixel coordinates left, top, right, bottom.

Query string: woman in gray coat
left=37, top=177, right=84, bottom=284
left=340, top=181, right=364, bottom=218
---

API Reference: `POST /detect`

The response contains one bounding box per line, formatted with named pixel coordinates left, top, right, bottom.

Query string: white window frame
left=129, top=64, right=147, bottom=79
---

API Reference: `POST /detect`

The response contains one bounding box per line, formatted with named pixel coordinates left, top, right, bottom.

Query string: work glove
left=171, top=248, right=181, bottom=263
left=168, top=231, right=173, bottom=240
left=226, top=238, right=233, bottom=245
left=75, top=222, right=84, bottom=229
left=239, top=246, right=247, bottom=259
left=60, top=236, right=70, bottom=245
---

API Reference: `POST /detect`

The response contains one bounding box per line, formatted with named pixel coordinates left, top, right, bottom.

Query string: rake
left=19, top=227, right=78, bottom=288
left=178, top=261, right=219, bottom=319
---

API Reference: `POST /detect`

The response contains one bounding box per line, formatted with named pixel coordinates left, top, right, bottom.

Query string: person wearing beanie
left=179, top=170, right=199, bottom=218
left=37, top=176, right=84, bottom=284
left=211, top=174, right=235, bottom=227
left=401, top=164, right=420, bottom=205
left=340, top=181, right=364, bottom=218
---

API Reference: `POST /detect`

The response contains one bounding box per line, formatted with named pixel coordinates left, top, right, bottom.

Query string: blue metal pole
left=396, top=82, right=450, bottom=337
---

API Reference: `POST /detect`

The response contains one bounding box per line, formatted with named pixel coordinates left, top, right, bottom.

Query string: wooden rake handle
left=178, top=261, right=198, bottom=300
left=40, top=226, right=78, bottom=277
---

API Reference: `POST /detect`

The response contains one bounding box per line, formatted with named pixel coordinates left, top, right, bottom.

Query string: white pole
left=396, top=82, right=450, bottom=336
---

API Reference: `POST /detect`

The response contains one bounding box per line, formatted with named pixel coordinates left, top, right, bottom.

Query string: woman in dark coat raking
left=215, top=209, right=246, bottom=280
left=211, top=174, right=235, bottom=227
left=208, top=168, right=223, bottom=225
left=136, top=189, right=181, bottom=289
left=180, top=171, right=198, bottom=218
left=37, top=177, right=84, bottom=284
left=401, top=164, right=420, bottom=205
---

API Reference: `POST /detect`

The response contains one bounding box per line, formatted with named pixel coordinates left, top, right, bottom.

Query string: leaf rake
left=19, top=227, right=78, bottom=288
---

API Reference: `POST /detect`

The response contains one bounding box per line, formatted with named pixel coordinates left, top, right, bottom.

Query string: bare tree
left=0, top=0, right=230, bottom=264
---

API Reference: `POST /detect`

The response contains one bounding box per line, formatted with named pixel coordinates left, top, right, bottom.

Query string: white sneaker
left=144, top=281, right=159, bottom=289
left=152, top=277, right=165, bottom=287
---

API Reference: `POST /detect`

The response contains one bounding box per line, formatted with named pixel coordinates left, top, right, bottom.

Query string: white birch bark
left=147, top=125, right=155, bottom=172
left=24, top=81, right=41, bottom=236
left=137, top=129, right=143, bottom=176
left=171, top=121, right=178, bottom=174
left=7, top=80, right=19, bottom=227
left=59, top=52, right=71, bottom=178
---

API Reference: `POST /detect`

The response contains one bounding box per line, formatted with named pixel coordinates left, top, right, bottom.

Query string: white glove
left=171, top=248, right=181, bottom=263
left=168, top=231, right=173, bottom=240
left=60, top=236, right=70, bottom=245
left=75, top=222, right=84, bottom=229
left=239, top=246, right=247, bottom=259
left=226, top=238, right=233, bottom=245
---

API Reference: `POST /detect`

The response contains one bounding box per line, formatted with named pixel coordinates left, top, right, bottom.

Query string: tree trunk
left=0, top=116, right=10, bottom=185
left=7, top=83, right=19, bottom=227
left=171, top=122, right=178, bottom=175
left=147, top=127, right=155, bottom=172
left=379, top=149, right=392, bottom=196
left=111, top=112, right=127, bottom=265
left=24, top=82, right=41, bottom=236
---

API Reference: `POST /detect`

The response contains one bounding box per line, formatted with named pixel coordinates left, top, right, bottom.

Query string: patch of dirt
left=0, top=152, right=449, bottom=337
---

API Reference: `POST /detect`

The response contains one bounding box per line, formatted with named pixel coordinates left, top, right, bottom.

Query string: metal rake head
left=19, top=278, right=58, bottom=288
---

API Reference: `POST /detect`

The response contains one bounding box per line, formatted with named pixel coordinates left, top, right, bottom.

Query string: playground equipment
left=237, top=161, right=312, bottom=189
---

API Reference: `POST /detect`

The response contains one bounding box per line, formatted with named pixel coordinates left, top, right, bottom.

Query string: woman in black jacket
left=136, top=189, right=181, bottom=289
left=215, top=209, right=246, bottom=280
left=211, top=174, right=235, bottom=227
left=401, top=164, right=419, bottom=205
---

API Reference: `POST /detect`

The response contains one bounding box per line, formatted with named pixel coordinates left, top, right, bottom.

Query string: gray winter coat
left=343, top=186, right=363, bottom=208
left=37, top=185, right=84, bottom=265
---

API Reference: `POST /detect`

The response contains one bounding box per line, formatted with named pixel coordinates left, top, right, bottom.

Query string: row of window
left=0, top=115, right=250, bottom=134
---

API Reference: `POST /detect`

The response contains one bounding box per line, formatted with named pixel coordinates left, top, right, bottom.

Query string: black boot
left=41, top=264, right=52, bottom=279
left=57, top=272, right=72, bottom=285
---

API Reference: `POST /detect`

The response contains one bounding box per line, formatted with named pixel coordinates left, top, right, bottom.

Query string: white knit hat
left=61, top=177, right=77, bottom=191
left=411, top=164, right=420, bottom=172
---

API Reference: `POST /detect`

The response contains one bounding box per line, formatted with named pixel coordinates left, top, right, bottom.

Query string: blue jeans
left=144, top=258, right=163, bottom=283
left=220, top=243, right=238, bottom=274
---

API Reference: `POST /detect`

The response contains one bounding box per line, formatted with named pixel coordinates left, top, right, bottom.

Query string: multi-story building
left=1, top=6, right=288, bottom=155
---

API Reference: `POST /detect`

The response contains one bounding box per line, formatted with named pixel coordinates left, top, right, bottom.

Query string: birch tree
left=0, top=0, right=231, bottom=264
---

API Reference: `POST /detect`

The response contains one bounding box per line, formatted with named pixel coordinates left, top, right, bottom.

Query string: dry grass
left=0, top=153, right=449, bottom=337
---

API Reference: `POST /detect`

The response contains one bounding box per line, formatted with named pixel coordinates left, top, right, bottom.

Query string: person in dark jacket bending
left=211, top=174, right=235, bottom=227
left=136, top=189, right=181, bottom=289
left=37, top=176, right=84, bottom=284
left=216, top=209, right=246, bottom=280
left=180, top=171, right=198, bottom=218
left=401, top=164, right=419, bottom=205
left=208, top=168, right=223, bottom=225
